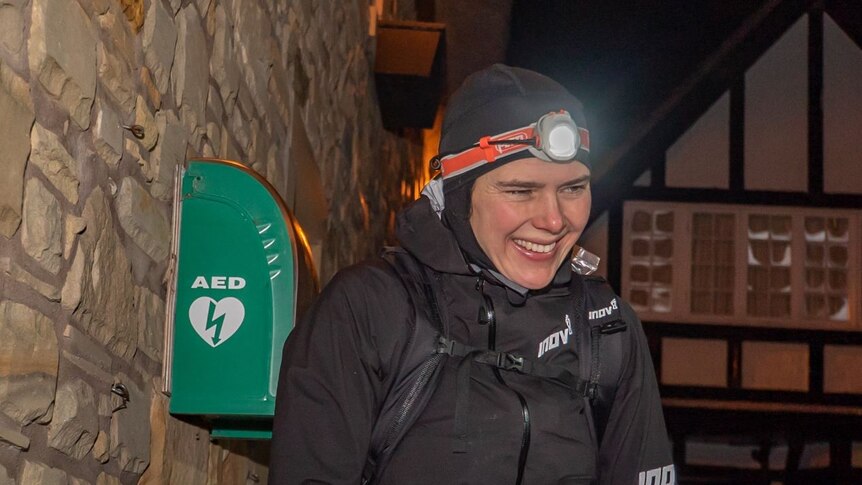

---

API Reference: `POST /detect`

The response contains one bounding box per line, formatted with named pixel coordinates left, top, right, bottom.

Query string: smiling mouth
left=513, top=239, right=557, bottom=254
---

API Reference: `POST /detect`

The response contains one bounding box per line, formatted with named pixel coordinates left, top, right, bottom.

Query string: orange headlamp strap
left=439, top=125, right=590, bottom=180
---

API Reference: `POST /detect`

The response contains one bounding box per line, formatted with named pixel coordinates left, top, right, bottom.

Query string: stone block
left=79, top=0, right=110, bottom=16
left=134, top=95, right=159, bottom=151
left=206, top=121, right=221, bottom=155
left=61, top=324, right=113, bottom=383
left=137, top=390, right=164, bottom=485
left=110, top=374, right=150, bottom=473
left=268, top=64, right=291, bottom=131
left=152, top=110, right=186, bottom=201
left=196, top=0, right=213, bottom=19
left=61, top=245, right=85, bottom=311
left=0, top=418, right=29, bottom=449
left=0, top=301, right=58, bottom=425
left=210, top=5, right=239, bottom=115
left=96, top=43, right=135, bottom=115
left=21, top=178, right=63, bottom=275
left=62, top=351, right=112, bottom=385
left=98, top=394, right=112, bottom=418
left=63, top=324, right=113, bottom=372
left=0, top=65, right=34, bottom=238
left=64, top=214, right=86, bottom=260
left=115, top=177, right=170, bottom=263
left=142, top=0, right=176, bottom=94
left=30, top=123, right=80, bottom=204
left=19, top=461, right=66, bottom=485
left=0, top=59, right=31, bottom=108
left=172, top=5, right=208, bottom=142
left=140, top=66, right=161, bottom=109
left=0, top=257, right=60, bottom=301
left=47, top=378, right=98, bottom=459
left=96, top=2, right=135, bottom=64
left=92, top=430, right=110, bottom=463
left=125, top=138, right=153, bottom=182
left=0, top=464, right=11, bottom=485
left=135, top=286, right=164, bottom=362
left=29, top=0, right=97, bottom=129
left=140, top=389, right=205, bottom=485
left=207, top=83, right=224, bottom=121
left=75, top=188, right=138, bottom=359
left=119, top=0, right=144, bottom=32
left=0, top=0, right=26, bottom=56
left=70, top=478, right=93, bottom=485
left=93, top=100, right=123, bottom=168
left=96, top=473, right=120, bottom=485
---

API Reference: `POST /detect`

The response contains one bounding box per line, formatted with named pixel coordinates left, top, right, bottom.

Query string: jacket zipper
left=493, top=368, right=531, bottom=485
left=487, top=300, right=531, bottom=485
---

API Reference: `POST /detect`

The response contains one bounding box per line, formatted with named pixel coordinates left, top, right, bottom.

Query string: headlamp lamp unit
left=431, top=110, right=590, bottom=180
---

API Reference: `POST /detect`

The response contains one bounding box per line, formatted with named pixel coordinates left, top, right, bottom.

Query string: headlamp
left=534, top=111, right=580, bottom=161
left=431, top=110, right=590, bottom=180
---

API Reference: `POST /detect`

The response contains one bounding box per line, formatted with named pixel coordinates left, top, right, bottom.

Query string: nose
left=533, top=193, right=564, bottom=233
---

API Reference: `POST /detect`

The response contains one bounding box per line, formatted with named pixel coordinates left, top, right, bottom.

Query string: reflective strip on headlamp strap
left=439, top=124, right=590, bottom=180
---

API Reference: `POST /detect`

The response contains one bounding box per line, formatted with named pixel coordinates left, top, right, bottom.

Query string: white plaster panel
left=823, top=344, right=862, bottom=394
left=741, top=341, right=809, bottom=391
left=823, top=14, right=862, bottom=194
left=633, top=169, right=651, bottom=187
left=666, top=92, right=730, bottom=189
left=661, top=337, right=727, bottom=387
left=744, top=16, right=808, bottom=192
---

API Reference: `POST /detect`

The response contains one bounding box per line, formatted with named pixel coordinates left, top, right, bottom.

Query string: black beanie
left=438, top=64, right=590, bottom=271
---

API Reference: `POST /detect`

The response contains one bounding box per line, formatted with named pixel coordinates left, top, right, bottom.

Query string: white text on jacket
left=537, top=315, right=573, bottom=358
left=638, top=464, right=675, bottom=485
left=588, top=298, right=617, bottom=320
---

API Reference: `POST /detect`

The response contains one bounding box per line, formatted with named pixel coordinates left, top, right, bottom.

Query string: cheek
left=471, top=203, right=524, bottom=258
left=485, top=205, right=525, bottom=240
left=563, top=196, right=592, bottom=230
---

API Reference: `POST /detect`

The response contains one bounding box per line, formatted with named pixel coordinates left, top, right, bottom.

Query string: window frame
left=621, top=200, right=861, bottom=330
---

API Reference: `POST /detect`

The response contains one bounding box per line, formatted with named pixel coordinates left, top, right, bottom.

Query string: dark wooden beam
left=621, top=186, right=862, bottom=208
left=809, top=4, right=825, bottom=194
left=729, top=79, right=745, bottom=191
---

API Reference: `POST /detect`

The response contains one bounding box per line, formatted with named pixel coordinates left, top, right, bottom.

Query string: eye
left=561, top=184, right=587, bottom=195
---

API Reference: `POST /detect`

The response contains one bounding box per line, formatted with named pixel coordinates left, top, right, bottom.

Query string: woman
left=270, top=64, right=674, bottom=485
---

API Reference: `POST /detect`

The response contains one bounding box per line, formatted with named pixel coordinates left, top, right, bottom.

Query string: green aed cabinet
left=163, top=158, right=318, bottom=439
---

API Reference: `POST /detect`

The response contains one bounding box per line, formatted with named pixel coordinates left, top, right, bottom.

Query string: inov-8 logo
left=638, top=465, right=675, bottom=485
left=188, top=276, right=247, bottom=347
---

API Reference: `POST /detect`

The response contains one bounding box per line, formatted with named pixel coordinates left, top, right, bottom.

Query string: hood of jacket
left=395, top=195, right=575, bottom=300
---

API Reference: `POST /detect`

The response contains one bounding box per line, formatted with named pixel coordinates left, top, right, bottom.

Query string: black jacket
left=270, top=197, right=674, bottom=484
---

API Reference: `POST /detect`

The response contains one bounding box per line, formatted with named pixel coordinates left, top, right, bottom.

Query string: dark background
left=506, top=0, right=769, bottom=171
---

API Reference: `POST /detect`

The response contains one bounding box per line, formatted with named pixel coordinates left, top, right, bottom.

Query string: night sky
left=507, top=0, right=770, bottom=165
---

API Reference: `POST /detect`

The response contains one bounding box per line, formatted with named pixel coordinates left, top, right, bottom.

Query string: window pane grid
left=629, top=209, right=674, bottom=313
left=803, top=216, right=850, bottom=321
left=746, top=214, right=792, bottom=318
left=691, top=213, right=735, bottom=315
left=624, top=201, right=859, bottom=329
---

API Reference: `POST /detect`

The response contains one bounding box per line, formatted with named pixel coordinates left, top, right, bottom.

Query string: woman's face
left=470, top=157, right=591, bottom=289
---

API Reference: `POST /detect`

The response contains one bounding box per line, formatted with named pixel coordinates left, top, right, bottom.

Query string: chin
left=511, top=272, right=556, bottom=290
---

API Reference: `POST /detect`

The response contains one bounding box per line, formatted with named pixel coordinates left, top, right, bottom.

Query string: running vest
left=361, top=248, right=629, bottom=485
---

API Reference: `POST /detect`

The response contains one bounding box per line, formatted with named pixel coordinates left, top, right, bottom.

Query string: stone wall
left=0, top=0, right=423, bottom=483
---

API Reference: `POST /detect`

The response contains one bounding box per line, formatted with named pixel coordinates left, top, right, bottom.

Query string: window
left=691, top=213, right=735, bottom=315
left=803, top=216, right=850, bottom=321
left=746, top=214, right=792, bottom=318
left=622, top=201, right=861, bottom=330
left=628, top=208, right=675, bottom=313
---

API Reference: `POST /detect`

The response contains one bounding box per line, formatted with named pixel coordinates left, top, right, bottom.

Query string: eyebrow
left=495, top=175, right=591, bottom=189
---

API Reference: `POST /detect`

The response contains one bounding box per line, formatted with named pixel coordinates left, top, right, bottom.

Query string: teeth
left=514, top=239, right=556, bottom=253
